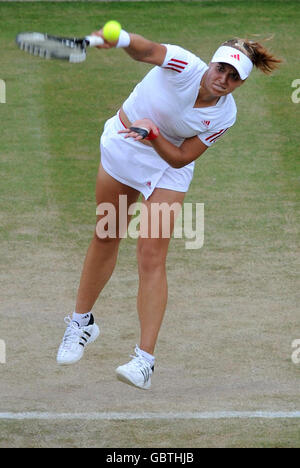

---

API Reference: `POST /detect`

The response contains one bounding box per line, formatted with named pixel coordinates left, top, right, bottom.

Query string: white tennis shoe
left=56, top=315, right=100, bottom=365
left=116, top=346, right=154, bottom=390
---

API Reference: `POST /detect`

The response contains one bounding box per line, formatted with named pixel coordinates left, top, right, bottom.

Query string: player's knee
left=94, top=215, right=123, bottom=243
left=93, top=229, right=120, bottom=246
left=137, top=239, right=167, bottom=274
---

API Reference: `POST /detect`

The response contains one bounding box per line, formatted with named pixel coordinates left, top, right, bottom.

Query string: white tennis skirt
left=100, top=112, right=195, bottom=200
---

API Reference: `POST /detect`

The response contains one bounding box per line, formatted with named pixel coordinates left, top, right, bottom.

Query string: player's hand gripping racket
left=16, top=32, right=104, bottom=63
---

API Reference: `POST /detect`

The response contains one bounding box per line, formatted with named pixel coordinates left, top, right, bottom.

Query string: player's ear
left=237, top=77, right=247, bottom=86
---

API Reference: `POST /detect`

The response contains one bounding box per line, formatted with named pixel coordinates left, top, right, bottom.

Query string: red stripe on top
left=170, top=58, right=188, bottom=65
left=210, top=129, right=228, bottom=143
left=119, top=111, right=128, bottom=129
left=164, top=66, right=182, bottom=73
left=167, top=61, right=185, bottom=70
left=205, top=129, right=224, bottom=142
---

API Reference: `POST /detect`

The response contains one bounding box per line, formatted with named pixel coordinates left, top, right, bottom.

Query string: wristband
left=129, top=126, right=149, bottom=139
left=116, top=30, right=131, bottom=48
left=146, top=128, right=160, bottom=140
left=129, top=126, right=160, bottom=141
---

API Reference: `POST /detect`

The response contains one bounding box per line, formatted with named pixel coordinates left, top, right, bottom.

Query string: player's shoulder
left=198, top=96, right=237, bottom=147
left=224, top=92, right=237, bottom=110
left=160, top=44, right=207, bottom=76
left=218, top=93, right=237, bottom=126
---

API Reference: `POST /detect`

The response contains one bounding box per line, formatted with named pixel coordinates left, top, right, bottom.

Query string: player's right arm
left=92, top=29, right=167, bottom=66
left=122, top=34, right=167, bottom=66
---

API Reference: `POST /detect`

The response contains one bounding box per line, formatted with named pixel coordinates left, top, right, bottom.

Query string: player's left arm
left=119, top=120, right=208, bottom=168
left=152, top=134, right=209, bottom=168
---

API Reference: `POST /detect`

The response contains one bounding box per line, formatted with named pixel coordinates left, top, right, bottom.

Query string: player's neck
left=194, top=89, right=220, bottom=108
left=194, top=72, right=221, bottom=108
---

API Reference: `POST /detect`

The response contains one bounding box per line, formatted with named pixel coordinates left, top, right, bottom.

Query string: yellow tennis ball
left=103, top=21, right=122, bottom=42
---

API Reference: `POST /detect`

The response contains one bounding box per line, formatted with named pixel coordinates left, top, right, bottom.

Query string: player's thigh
left=95, top=163, right=140, bottom=240
left=96, top=163, right=139, bottom=206
left=137, top=188, right=185, bottom=268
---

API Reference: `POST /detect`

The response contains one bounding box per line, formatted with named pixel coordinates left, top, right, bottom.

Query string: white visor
left=211, top=45, right=253, bottom=80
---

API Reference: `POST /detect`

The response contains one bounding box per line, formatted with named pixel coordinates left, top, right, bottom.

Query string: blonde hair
left=222, top=37, right=282, bottom=74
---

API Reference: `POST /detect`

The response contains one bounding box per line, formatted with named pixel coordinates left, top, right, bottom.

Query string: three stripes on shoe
left=140, top=365, right=154, bottom=385
left=79, top=330, right=91, bottom=347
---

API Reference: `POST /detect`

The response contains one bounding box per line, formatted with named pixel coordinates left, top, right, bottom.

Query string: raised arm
left=92, top=28, right=167, bottom=66
left=122, top=34, right=167, bottom=66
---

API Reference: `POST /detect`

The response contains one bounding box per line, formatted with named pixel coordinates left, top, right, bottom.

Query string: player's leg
left=75, top=163, right=140, bottom=315
left=137, top=188, right=185, bottom=354
left=57, top=164, right=140, bottom=365
left=116, top=188, right=185, bottom=388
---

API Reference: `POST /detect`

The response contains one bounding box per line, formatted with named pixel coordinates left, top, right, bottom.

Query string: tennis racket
left=16, top=32, right=104, bottom=63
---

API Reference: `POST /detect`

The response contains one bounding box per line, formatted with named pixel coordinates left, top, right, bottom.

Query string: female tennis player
left=56, top=27, right=281, bottom=389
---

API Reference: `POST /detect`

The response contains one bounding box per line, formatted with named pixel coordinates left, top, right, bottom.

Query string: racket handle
left=85, top=35, right=104, bottom=47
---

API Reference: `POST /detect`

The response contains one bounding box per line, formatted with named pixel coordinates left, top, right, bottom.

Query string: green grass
left=0, top=1, right=299, bottom=448
left=1, top=418, right=300, bottom=448
left=1, top=1, right=299, bottom=251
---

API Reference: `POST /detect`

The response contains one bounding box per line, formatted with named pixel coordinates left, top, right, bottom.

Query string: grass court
left=0, top=0, right=299, bottom=448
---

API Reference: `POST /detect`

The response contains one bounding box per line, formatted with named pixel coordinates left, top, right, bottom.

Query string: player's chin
left=211, top=83, right=228, bottom=95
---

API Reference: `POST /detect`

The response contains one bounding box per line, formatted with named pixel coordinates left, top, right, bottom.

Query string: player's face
left=205, top=62, right=245, bottom=96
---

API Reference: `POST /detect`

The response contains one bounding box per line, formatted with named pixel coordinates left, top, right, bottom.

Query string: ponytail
left=222, top=37, right=282, bottom=74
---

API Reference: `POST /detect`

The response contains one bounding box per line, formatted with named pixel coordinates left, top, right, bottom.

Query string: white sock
left=137, top=346, right=155, bottom=367
left=72, top=311, right=92, bottom=327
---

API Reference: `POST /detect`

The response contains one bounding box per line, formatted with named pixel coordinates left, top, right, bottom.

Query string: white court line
left=0, top=411, right=300, bottom=421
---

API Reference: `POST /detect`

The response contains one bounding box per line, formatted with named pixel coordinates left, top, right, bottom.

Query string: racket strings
left=19, top=41, right=51, bottom=59
left=16, top=33, right=87, bottom=62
